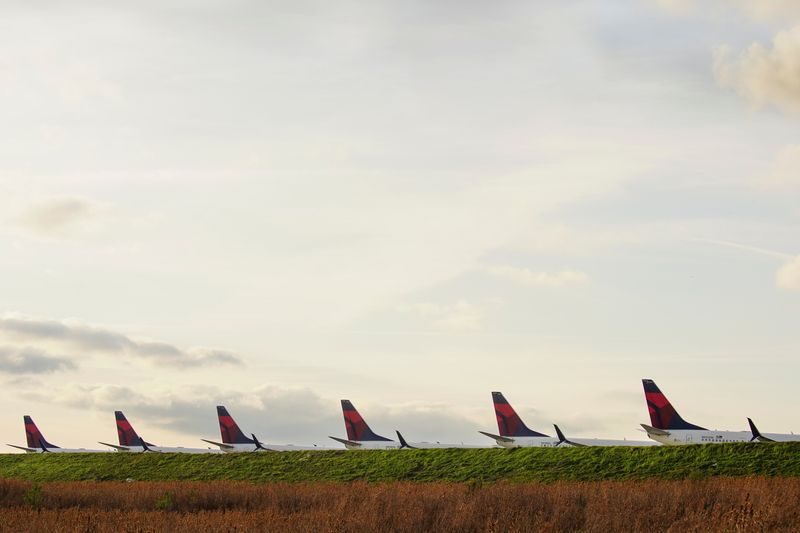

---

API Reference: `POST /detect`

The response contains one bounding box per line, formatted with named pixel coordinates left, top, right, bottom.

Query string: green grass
left=2, top=443, right=800, bottom=483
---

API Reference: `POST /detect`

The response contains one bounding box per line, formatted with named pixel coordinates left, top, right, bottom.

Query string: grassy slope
left=1, top=443, right=800, bottom=483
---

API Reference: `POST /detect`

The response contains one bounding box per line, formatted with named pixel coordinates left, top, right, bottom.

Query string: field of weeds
left=0, top=477, right=798, bottom=532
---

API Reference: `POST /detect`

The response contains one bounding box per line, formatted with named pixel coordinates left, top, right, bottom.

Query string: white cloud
left=763, top=145, right=800, bottom=187
left=399, top=300, right=487, bottom=330
left=653, top=0, right=800, bottom=20
left=776, top=256, right=800, bottom=291
left=16, top=197, right=100, bottom=235
left=483, top=265, right=590, bottom=287
left=714, top=25, right=800, bottom=114
left=0, top=314, right=244, bottom=369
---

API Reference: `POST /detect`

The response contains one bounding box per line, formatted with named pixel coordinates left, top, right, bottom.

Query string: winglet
left=395, top=430, right=416, bottom=449
left=748, top=417, right=774, bottom=442
left=554, top=424, right=567, bottom=445
left=553, top=424, right=586, bottom=447
left=38, top=439, right=49, bottom=453
left=252, top=433, right=267, bottom=451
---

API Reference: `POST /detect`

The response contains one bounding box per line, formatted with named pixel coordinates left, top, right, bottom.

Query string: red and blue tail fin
left=492, top=392, right=548, bottom=437
left=217, top=406, right=255, bottom=445
left=341, top=400, right=391, bottom=442
left=115, top=411, right=145, bottom=447
left=642, top=379, right=707, bottom=431
left=24, top=416, right=58, bottom=449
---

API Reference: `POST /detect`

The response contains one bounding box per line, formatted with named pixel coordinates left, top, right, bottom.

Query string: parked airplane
left=478, top=392, right=560, bottom=447
left=329, top=400, right=399, bottom=449
left=7, top=415, right=109, bottom=453
left=98, top=411, right=221, bottom=453
left=202, top=406, right=328, bottom=452
left=641, top=379, right=754, bottom=445
left=330, top=400, right=491, bottom=450
left=480, top=392, right=653, bottom=447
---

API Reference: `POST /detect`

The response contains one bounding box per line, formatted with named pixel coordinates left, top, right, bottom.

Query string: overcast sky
left=1, top=0, right=799, bottom=449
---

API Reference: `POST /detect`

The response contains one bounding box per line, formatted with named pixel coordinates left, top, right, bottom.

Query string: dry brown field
left=0, top=477, right=798, bottom=532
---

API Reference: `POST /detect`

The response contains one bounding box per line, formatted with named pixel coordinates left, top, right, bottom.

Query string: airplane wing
left=7, top=444, right=37, bottom=453
left=328, top=436, right=361, bottom=447
left=640, top=424, right=670, bottom=436
left=478, top=431, right=514, bottom=443
left=201, top=439, right=236, bottom=450
left=98, top=442, right=132, bottom=452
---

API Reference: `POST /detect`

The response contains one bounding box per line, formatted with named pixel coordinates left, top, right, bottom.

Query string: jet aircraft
left=8, top=415, right=109, bottom=453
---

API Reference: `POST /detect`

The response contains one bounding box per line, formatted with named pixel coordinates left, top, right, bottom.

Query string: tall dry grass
left=0, top=477, right=798, bottom=531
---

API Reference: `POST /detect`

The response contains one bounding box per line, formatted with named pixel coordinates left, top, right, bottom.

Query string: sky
left=1, top=0, right=799, bottom=449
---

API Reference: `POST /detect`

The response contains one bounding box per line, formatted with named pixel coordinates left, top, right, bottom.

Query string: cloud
left=694, top=240, right=800, bottom=293
left=0, top=315, right=244, bottom=368
left=483, top=265, right=590, bottom=287
left=398, top=300, right=486, bottom=330
left=16, top=197, right=100, bottom=235
left=653, top=0, right=800, bottom=20
left=763, top=145, right=800, bottom=187
left=776, top=256, right=800, bottom=291
left=714, top=26, right=800, bottom=115
left=731, top=1, right=800, bottom=20
left=0, top=346, right=76, bottom=374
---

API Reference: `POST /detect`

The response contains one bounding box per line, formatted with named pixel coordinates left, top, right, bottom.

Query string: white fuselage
left=486, top=436, right=562, bottom=448
left=20, top=447, right=111, bottom=453
left=568, top=438, right=657, bottom=447
left=341, top=440, right=400, bottom=450
left=406, top=442, right=493, bottom=449
left=646, top=429, right=800, bottom=445
left=213, top=442, right=336, bottom=452
left=489, top=436, right=655, bottom=448
left=645, top=430, right=753, bottom=445
left=122, top=445, right=224, bottom=454
left=759, top=432, right=800, bottom=442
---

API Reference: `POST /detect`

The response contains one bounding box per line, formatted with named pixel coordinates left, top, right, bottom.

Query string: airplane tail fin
left=24, top=416, right=58, bottom=449
left=341, top=400, right=391, bottom=442
left=216, top=406, right=255, bottom=445
left=642, top=379, right=706, bottom=431
left=115, top=411, right=144, bottom=447
left=491, top=392, right=548, bottom=437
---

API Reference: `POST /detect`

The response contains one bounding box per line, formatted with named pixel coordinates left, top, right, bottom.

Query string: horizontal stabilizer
left=98, top=442, right=132, bottom=452
left=328, top=436, right=362, bottom=447
left=7, top=444, right=37, bottom=453
left=640, top=423, right=670, bottom=436
left=478, top=431, right=514, bottom=443
left=201, top=439, right=235, bottom=450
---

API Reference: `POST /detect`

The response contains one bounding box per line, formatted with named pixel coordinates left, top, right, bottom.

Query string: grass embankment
left=2, top=442, right=800, bottom=483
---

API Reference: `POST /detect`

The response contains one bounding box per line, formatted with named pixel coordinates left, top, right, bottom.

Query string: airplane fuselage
left=644, top=430, right=753, bottom=445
